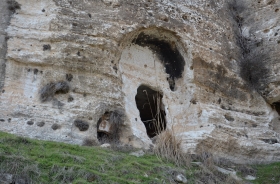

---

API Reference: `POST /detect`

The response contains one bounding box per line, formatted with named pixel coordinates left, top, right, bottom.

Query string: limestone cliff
left=0, top=0, right=279, bottom=163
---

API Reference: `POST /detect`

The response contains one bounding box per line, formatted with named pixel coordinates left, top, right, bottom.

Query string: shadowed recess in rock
left=272, top=102, right=280, bottom=115
left=133, top=33, right=185, bottom=91
left=97, top=110, right=124, bottom=143
left=135, top=85, right=166, bottom=138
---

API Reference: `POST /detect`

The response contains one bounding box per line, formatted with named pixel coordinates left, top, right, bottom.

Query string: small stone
left=245, top=175, right=256, bottom=180
left=174, top=174, right=188, bottom=184
left=100, top=143, right=111, bottom=148
left=129, top=150, right=145, bottom=157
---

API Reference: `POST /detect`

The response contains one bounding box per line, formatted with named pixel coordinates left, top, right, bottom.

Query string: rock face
left=0, top=0, right=279, bottom=163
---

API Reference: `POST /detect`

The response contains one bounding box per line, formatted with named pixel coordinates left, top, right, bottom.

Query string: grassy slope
left=0, top=131, right=182, bottom=184
left=0, top=131, right=279, bottom=184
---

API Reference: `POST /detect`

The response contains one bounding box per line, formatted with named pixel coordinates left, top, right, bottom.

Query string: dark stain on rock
left=133, top=33, right=185, bottom=91
left=7, top=0, right=21, bottom=13
left=113, top=64, right=118, bottom=73
left=66, top=74, right=73, bottom=82
left=34, top=68, right=38, bottom=75
left=224, top=115, right=234, bottom=122
left=68, top=96, right=74, bottom=102
left=239, top=54, right=270, bottom=92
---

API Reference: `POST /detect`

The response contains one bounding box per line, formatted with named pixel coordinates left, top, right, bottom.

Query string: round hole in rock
left=135, top=85, right=166, bottom=138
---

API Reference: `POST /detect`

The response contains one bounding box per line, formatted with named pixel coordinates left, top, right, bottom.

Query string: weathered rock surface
left=0, top=0, right=279, bottom=163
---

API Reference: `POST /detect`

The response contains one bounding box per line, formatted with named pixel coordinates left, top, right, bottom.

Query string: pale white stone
left=100, top=143, right=111, bottom=148
left=174, top=174, right=188, bottom=184
left=245, top=175, right=256, bottom=181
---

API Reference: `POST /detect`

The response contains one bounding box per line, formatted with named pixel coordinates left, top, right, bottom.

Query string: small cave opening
left=135, top=85, right=166, bottom=138
left=97, top=110, right=124, bottom=144
left=97, top=112, right=111, bottom=143
left=132, top=33, right=185, bottom=91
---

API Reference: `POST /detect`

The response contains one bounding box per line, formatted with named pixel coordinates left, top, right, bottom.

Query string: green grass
left=252, top=162, right=280, bottom=184
left=0, top=131, right=182, bottom=184
left=0, top=131, right=280, bottom=184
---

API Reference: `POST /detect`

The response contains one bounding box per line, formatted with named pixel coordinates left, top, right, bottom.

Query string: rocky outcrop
left=0, top=0, right=279, bottom=163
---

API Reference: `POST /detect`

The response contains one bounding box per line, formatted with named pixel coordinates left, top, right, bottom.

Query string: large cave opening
left=135, top=85, right=166, bottom=138
left=132, top=33, right=185, bottom=91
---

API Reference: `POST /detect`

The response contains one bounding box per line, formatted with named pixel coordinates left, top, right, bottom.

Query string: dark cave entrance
left=133, top=33, right=185, bottom=91
left=135, top=85, right=166, bottom=138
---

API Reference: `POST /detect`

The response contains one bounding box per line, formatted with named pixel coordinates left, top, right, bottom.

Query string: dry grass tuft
left=153, top=129, right=190, bottom=167
left=191, top=147, right=245, bottom=184
left=49, top=165, right=97, bottom=183
left=237, top=165, right=256, bottom=177
left=82, top=138, right=99, bottom=147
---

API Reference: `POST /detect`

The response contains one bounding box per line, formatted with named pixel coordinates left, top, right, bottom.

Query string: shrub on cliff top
left=239, top=54, right=270, bottom=91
